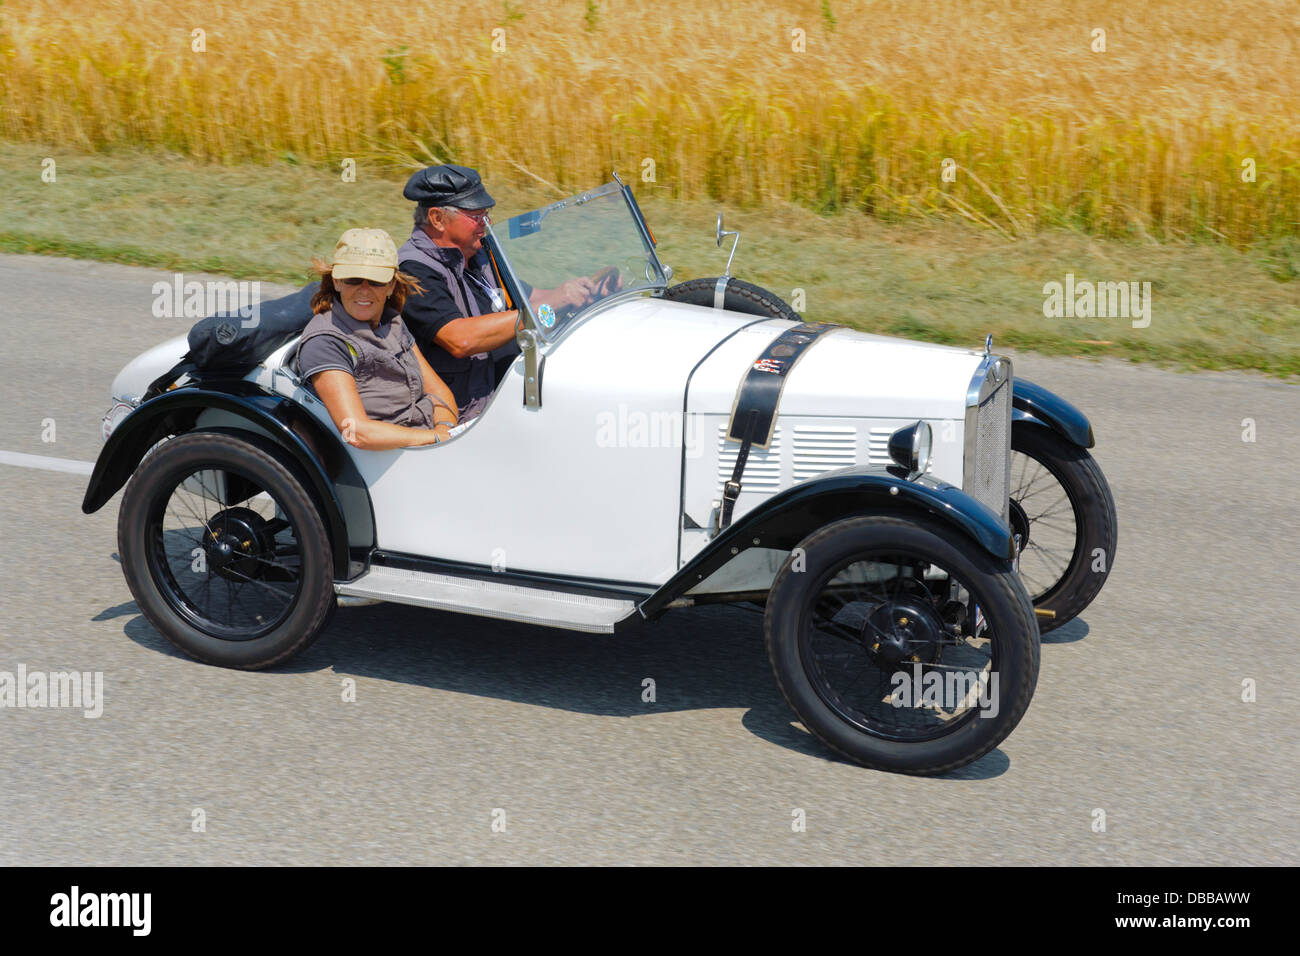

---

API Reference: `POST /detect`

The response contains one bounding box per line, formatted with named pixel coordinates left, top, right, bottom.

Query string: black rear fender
left=82, top=383, right=373, bottom=579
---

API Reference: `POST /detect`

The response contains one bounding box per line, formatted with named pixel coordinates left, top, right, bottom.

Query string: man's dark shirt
left=401, top=246, right=526, bottom=410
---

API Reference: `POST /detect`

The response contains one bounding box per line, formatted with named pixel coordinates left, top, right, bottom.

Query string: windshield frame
left=484, top=179, right=670, bottom=346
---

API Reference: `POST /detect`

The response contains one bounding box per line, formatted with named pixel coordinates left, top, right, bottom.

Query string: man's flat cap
left=403, top=164, right=495, bottom=209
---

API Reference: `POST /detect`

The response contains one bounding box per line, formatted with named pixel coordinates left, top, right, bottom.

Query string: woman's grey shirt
left=293, top=300, right=435, bottom=428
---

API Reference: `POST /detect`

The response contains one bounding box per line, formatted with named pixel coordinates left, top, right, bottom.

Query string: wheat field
left=2, top=0, right=1297, bottom=242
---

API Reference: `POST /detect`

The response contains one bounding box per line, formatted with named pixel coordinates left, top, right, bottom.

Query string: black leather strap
left=718, top=322, right=837, bottom=530
left=143, top=358, right=197, bottom=400
left=720, top=408, right=757, bottom=529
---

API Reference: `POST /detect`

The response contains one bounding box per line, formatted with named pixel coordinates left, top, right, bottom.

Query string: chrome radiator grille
left=964, top=360, right=1012, bottom=522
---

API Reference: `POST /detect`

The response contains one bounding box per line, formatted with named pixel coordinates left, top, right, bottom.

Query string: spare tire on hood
left=661, top=277, right=802, bottom=321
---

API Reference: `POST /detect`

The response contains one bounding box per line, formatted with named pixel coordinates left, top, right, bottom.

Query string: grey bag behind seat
left=184, top=282, right=320, bottom=376
left=143, top=282, right=320, bottom=400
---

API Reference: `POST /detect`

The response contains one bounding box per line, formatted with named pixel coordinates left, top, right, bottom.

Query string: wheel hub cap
left=204, top=507, right=271, bottom=579
left=864, top=597, right=945, bottom=667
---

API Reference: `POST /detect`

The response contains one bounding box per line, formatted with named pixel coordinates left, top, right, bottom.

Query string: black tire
left=1010, top=423, right=1117, bottom=633
left=765, top=514, right=1039, bottom=775
left=117, top=431, right=336, bottom=669
left=662, top=276, right=802, bottom=321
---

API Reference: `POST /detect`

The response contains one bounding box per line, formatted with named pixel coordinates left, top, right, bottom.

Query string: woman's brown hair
left=309, top=257, right=424, bottom=314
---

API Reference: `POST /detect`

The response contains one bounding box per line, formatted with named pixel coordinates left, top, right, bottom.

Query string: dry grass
left=2, top=0, right=1298, bottom=242
left=4, top=142, right=1297, bottom=376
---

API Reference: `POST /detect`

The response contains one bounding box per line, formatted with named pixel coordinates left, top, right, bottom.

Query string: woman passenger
left=294, top=228, right=459, bottom=449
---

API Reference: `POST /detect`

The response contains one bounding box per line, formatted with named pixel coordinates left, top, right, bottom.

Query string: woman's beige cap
left=330, top=228, right=398, bottom=282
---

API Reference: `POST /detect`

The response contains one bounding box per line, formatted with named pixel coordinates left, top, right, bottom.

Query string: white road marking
left=0, top=450, right=95, bottom=476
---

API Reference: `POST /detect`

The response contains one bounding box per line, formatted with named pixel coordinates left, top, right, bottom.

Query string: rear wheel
left=662, top=276, right=801, bottom=321
left=765, top=515, right=1039, bottom=775
left=117, top=431, right=335, bottom=669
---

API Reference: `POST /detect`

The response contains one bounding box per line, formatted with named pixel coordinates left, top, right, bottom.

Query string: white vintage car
left=84, top=177, right=1116, bottom=775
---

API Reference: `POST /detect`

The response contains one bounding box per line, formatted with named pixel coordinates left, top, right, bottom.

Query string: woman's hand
left=312, top=369, right=450, bottom=451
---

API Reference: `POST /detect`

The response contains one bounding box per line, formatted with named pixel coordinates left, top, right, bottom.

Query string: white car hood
left=681, top=312, right=984, bottom=421
left=560, top=295, right=984, bottom=428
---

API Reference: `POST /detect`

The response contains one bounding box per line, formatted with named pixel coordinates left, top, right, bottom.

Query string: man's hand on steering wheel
left=548, top=268, right=624, bottom=323
left=590, top=265, right=622, bottom=297
left=557, top=276, right=599, bottom=309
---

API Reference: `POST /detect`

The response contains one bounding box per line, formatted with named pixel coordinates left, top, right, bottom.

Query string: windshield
left=490, top=182, right=667, bottom=339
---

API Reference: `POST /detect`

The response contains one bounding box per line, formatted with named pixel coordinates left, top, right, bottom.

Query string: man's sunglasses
left=455, top=208, right=492, bottom=224
left=339, top=276, right=392, bottom=287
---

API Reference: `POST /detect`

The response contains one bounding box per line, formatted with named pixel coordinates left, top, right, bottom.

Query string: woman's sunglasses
left=339, top=277, right=392, bottom=287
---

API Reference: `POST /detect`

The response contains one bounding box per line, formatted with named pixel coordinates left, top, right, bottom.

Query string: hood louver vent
left=792, top=425, right=857, bottom=481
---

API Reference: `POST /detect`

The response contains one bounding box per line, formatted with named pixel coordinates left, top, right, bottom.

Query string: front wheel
left=117, top=431, right=336, bottom=669
left=765, top=515, right=1039, bottom=775
left=1009, top=423, right=1117, bottom=632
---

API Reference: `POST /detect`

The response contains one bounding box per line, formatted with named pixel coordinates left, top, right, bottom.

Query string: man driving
left=398, top=164, right=607, bottom=421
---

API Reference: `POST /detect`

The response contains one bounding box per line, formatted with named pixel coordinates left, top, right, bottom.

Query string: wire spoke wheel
left=1009, top=447, right=1079, bottom=602
left=766, top=515, right=1039, bottom=775
left=804, top=553, right=997, bottom=743
left=149, top=468, right=304, bottom=641
left=1008, top=423, right=1117, bottom=632
left=118, top=431, right=336, bottom=669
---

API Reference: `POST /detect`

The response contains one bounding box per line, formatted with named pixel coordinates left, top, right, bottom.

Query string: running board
left=334, top=565, right=640, bottom=634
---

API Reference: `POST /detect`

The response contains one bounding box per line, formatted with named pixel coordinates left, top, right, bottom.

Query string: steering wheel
left=590, top=265, right=622, bottom=297
left=548, top=267, right=624, bottom=327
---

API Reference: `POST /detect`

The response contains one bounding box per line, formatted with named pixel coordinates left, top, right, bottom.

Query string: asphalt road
left=1, top=252, right=1296, bottom=865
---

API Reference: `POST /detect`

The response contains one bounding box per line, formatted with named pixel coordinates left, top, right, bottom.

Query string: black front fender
left=82, top=381, right=373, bottom=579
left=640, top=470, right=1014, bottom=618
left=1013, top=378, right=1094, bottom=448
